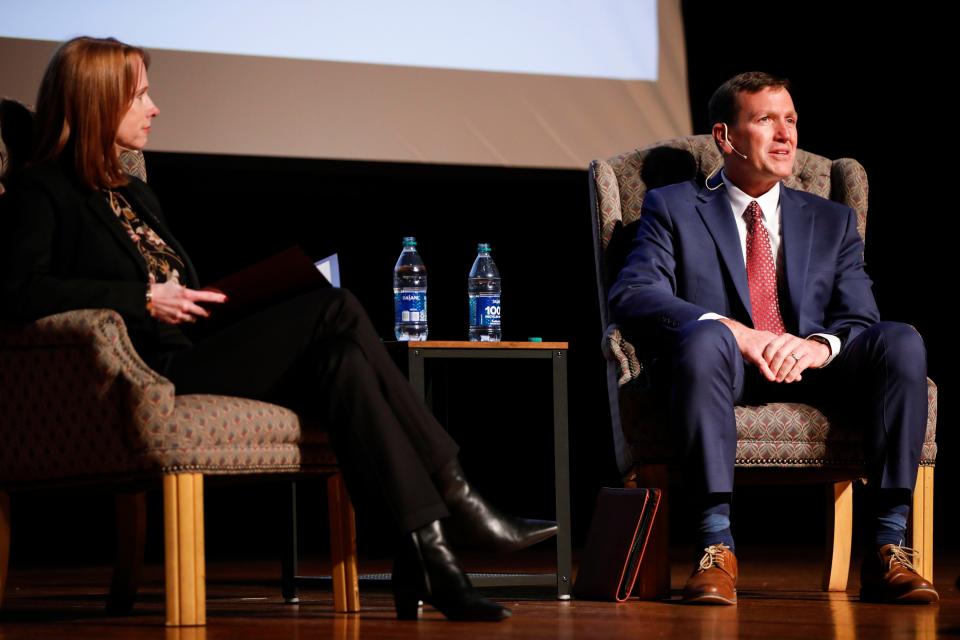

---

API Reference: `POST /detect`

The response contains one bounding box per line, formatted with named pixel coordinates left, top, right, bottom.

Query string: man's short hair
left=708, top=72, right=792, bottom=126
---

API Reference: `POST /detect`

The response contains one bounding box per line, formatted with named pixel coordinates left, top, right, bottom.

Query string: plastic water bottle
left=468, top=243, right=501, bottom=342
left=394, top=237, right=428, bottom=341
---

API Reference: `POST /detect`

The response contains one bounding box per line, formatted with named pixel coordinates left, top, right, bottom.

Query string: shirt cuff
left=807, top=333, right=840, bottom=366
left=697, top=317, right=838, bottom=365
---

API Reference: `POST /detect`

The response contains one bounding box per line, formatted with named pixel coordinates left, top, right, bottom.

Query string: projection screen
left=0, top=0, right=690, bottom=169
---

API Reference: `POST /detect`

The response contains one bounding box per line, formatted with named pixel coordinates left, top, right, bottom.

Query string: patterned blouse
left=105, top=189, right=186, bottom=285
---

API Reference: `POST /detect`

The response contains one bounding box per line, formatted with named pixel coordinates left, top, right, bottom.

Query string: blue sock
left=873, top=489, right=910, bottom=548
left=699, top=494, right=735, bottom=553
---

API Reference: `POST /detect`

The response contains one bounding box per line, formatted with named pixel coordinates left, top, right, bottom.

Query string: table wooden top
left=400, top=340, right=568, bottom=350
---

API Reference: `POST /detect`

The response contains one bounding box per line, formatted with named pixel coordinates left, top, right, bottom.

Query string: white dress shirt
left=697, top=172, right=840, bottom=365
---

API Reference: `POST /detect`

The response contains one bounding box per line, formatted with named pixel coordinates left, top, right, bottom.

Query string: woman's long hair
left=33, top=36, right=149, bottom=190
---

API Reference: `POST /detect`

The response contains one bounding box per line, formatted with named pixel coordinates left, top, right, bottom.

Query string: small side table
left=403, top=341, right=572, bottom=600
left=280, top=341, right=573, bottom=603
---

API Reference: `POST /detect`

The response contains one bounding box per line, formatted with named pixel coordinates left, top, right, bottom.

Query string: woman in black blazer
left=0, top=36, right=555, bottom=622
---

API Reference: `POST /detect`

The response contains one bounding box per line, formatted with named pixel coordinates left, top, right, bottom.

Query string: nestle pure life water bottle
left=394, top=237, right=428, bottom=341
left=468, top=243, right=501, bottom=342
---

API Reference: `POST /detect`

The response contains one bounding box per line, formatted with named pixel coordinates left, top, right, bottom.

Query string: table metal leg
left=408, top=348, right=426, bottom=400
left=553, top=349, right=572, bottom=600
left=281, top=481, right=299, bottom=603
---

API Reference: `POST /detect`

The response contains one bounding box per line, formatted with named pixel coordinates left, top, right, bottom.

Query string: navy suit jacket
left=609, top=176, right=880, bottom=357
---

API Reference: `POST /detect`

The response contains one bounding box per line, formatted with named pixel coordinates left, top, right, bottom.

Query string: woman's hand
left=148, top=280, right=227, bottom=324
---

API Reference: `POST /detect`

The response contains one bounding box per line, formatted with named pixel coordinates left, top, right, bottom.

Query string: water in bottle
left=468, top=243, right=501, bottom=342
left=394, top=236, right=428, bottom=341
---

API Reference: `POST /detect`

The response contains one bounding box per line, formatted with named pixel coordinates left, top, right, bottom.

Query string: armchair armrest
left=601, top=324, right=644, bottom=387
left=1, top=308, right=167, bottom=387
left=0, top=309, right=176, bottom=485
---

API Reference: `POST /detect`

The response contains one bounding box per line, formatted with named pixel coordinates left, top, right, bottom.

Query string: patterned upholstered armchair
left=588, top=134, right=937, bottom=597
left=0, top=104, right=359, bottom=625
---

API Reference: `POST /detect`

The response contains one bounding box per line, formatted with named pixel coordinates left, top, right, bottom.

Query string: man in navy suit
left=609, top=72, right=935, bottom=605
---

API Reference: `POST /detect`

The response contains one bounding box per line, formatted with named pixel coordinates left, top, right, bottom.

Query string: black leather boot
left=392, top=520, right=511, bottom=621
left=435, top=459, right=557, bottom=553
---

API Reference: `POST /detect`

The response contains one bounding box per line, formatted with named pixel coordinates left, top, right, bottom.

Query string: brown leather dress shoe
left=860, top=544, right=938, bottom=603
left=682, top=544, right=737, bottom=605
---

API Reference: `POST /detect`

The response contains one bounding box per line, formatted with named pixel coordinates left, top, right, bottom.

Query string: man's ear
left=712, top=122, right=729, bottom=154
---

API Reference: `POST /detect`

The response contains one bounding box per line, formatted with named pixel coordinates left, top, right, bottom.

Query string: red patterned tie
left=745, top=201, right=786, bottom=334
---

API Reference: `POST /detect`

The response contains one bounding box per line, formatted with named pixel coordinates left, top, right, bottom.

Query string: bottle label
left=395, top=290, right=427, bottom=324
left=470, top=294, right=501, bottom=328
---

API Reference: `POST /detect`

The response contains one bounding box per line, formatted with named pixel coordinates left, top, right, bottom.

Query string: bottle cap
left=477, top=242, right=491, bottom=251
left=528, top=337, right=542, bottom=342
left=403, top=236, right=417, bottom=246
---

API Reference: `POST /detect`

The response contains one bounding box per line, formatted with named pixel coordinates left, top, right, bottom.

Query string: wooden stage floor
left=2, top=546, right=958, bottom=639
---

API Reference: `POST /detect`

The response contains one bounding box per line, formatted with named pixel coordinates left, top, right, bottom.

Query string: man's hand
left=717, top=318, right=830, bottom=383
left=148, top=280, right=227, bottom=325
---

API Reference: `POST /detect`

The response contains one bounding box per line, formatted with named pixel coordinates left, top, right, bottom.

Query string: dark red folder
left=573, top=487, right=661, bottom=601
left=198, top=246, right=330, bottom=331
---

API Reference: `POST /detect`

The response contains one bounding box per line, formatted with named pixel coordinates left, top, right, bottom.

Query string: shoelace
left=886, top=545, right=920, bottom=572
left=698, top=544, right=729, bottom=571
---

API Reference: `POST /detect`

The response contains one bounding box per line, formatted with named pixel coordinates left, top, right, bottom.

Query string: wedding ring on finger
left=790, top=352, right=800, bottom=362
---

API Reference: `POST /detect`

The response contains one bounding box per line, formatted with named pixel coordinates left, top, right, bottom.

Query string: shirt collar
left=721, top=170, right=781, bottom=220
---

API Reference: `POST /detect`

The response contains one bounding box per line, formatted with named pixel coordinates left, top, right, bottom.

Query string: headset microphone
left=722, top=123, right=748, bottom=160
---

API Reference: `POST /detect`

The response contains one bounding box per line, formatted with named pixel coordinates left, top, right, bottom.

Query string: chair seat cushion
left=620, top=380, right=937, bottom=468
left=140, top=394, right=338, bottom=474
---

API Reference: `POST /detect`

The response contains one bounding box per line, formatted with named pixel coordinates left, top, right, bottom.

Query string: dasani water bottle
left=468, top=243, right=501, bottom=341
left=394, top=237, right=428, bottom=341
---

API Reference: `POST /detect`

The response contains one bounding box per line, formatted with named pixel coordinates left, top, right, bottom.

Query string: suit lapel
left=779, top=186, right=813, bottom=330
left=123, top=180, right=201, bottom=288
left=83, top=181, right=201, bottom=288
left=84, top=189, right=150, bottom=280
left=695, top=183, right=753, bottom=322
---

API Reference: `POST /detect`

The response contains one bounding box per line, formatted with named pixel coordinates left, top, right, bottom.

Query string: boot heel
left=393, top=590, right=421, bottom=620
left=395, top=521, right=510, bottom=621
left=392, top=534, right=425, bottom=620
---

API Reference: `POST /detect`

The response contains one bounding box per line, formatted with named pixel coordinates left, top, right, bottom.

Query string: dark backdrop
left=9, top=3, right=953, bottom=569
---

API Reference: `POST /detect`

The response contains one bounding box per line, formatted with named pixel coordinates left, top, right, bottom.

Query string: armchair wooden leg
left=627, top=464, right=670, bottom=599
left=108, top=490, right=146, bottom=614
left=327, top=473, right=359, bottom=613
left=1, top=491, right=10, bottom=608
left=164, top=474, right=206, bottom=626
left=909, top=466, right=934, bottom=582
left=822, top=480, right=854, bottom=592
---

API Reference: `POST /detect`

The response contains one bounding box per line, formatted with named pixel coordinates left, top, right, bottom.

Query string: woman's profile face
left=116, top=57, right=159, bottom=151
